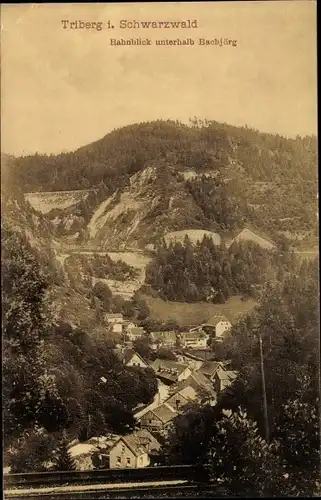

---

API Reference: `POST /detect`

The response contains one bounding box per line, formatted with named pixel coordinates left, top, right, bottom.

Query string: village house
left=179, top=330, right=209, bottom=349
left=214, top=367, right=238, bottom=394
left=150, top=331, right=177, bottom=349
left=171, top=370, right=216, bottom=401
left=174, top=351, right=204, bottom=371
left=126, top=326, right=146, bottom=342
left=198, top=360, right=224, bottom=382
left=165, top=385, right=198, bottom=412
left=150, top=358, right=192, bottom=385
left=106, top=313, right=124, bottom=324
left=113, top=348, right=149, bottom=369
left=202, top=315, right=232, bottom=341
left=123, top=321, right=137, bottom=333
left=138, top=402, right=177, bottom=433
left=105, top=313, right=124, bottom=334
left=109, top=429, right=161, bottom=469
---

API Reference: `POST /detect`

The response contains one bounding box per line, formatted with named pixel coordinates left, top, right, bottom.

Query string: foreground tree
left=7, top=428, right=58, bottom=473
left=162, top=263, right=319, bottom=496
left=164, top=402, right=218, bottom=465
left=2, top=223, right=68, bottom=442
left=271, top=397, right=320, bottom=496
left=207, top=408, right=273, bottom=497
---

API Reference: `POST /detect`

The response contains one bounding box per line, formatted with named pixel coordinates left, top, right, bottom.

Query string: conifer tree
left=53, top=434, right=76, bottom=471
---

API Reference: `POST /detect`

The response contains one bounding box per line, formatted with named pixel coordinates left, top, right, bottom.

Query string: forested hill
left=8, top=119, right=318, bottom=245
left=12, top=119, right=317, bottom=193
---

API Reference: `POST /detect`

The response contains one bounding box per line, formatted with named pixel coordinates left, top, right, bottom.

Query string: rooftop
left=114, top=348, right=147, bottom=366
left=151, top=358, right=190, bottom=381
left=179, top=371, right=216, bottom=395
left=199, top=361, right=223, bottom=377
left=115, top=429, right=161, bottom=457
left=174, top=385, right=198, bottom=402
left=216, top=368, right=238, bottom=381
left=182, top=331, right=207, bottom=341
left=151, top=403, right=178, bottom=423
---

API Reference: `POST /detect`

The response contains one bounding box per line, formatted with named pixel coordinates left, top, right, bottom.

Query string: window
left=121, top=445, right=125, bottom=453
left=126, top=457, right=131, bottom=465
left=116, top=456, right=121, bottom=464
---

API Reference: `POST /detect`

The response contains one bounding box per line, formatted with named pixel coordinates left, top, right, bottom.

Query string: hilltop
left=6, top=119, right=318, bottom=249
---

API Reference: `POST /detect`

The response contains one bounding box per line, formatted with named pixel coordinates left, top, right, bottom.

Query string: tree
left=2, top=223, right=64, bottom=441
left=112, top=295, right=125, bottom=313
left=134, top=367, right=159, bottom=405
left=8, top=428, right=58, bottom=473
left=103, top=398, right=136, bottom=435
left=122, top=300, right=136, bottom=319
left=133, top=337, right=153, bottom=360
left=156, top=348, right=177, bottom=361
left=214, top=265, right=318, bottom=429
left=207, top=408, right=273, bottom=497
left=133, top=297, right=150, bottom=320
left=271, top=397, right=320, bottom=496
left=52, top=434, right=76, bottom=471
left=162, top=264, right=319, bottom=496
left=164, top=402, right=219, bottom=465
left=93, top=281, right=112, bottom=311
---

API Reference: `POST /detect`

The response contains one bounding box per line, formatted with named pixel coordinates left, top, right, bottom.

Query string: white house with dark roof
left=113, top=348, right=149, bottom=369
left=202, top=315, right=232, bottom=340
left=109, top=429, right=161, bottom=469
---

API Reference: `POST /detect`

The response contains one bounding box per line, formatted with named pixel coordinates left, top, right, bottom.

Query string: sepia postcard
left=1, top=1, right=319, bottom=498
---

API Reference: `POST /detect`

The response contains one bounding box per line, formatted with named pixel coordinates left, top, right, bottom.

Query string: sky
left=1, top=1, right=317, bottom=156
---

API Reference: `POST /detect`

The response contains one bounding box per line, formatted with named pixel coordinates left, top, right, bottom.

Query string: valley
left=2, top=119, right=318, bottom=490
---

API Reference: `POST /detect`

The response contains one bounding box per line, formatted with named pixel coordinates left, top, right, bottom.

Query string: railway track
left=5, top=483, right=220, bottom=499
left=4, top=465, right=216, bottom=499
left=5, top=465, right=209, bottom=488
